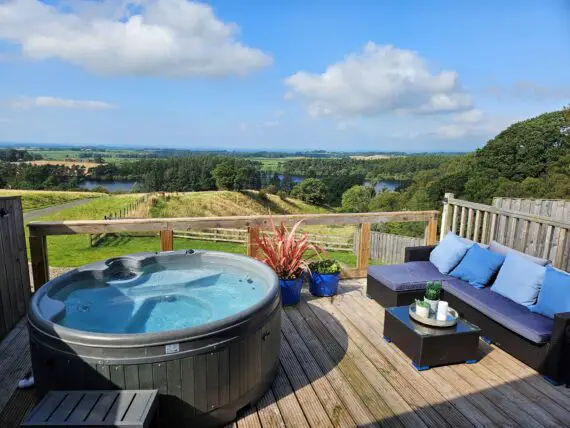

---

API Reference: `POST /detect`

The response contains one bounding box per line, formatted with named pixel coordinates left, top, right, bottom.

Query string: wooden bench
left=21, top=390, right=158, bottom=427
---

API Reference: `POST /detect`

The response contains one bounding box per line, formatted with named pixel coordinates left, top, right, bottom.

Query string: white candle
left=437, top=301, right=449, bottom=321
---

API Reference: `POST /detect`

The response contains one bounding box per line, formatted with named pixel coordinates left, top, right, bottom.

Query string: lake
left=277, top=174, right=403, bottom=193
left=79, top=180, right=137, bottom=192
left=367, top=180, right=403, bottom=193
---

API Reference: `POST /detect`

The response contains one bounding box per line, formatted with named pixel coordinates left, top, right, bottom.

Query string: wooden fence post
left=425, top=214, right=438, bottom=246
left=554, top=228, right=568, bottom=269
left=29, top=235, right=49, bottom=291
left=356, top=223, right=371, bottom=271
left=247, top=227, right=259, bottom=258
left=160, top=230, right=174, bottom=251
left=440, top=193, right=453, bottom=240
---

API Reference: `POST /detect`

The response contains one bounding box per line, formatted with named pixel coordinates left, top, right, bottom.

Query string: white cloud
left=7, top=96, right=115, bottom=110
left=452, top=109, right=483, bottom=124
left=0, top=0, right=271, bottom=77
left=284, top=42, right=472, bottom=118
left=263, top=121, right=279, bottom=128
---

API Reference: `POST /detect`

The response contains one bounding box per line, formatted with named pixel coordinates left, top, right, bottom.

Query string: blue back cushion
left=530, top=267, right=570, bottom=319
left=429, top=232, right=472, bottom=274
left=450, top=244, right=505, bottom=288
left=490, top=252, right=546, bottom=307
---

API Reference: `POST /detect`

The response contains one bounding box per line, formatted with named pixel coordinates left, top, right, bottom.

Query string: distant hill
left=149, top=190, right=331, bottom=218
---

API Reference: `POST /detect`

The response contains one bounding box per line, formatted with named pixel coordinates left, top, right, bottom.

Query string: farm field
left=19, top=160, right=101, bottom=168
left=26, top=191, right=361, bottom=267
left=0, top=189, right=103, bottom=211
left=250, top=156, right=306, bottom=171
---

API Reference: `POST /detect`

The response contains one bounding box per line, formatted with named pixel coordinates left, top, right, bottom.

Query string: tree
left=290, top=178, right=327, bottom=205
left=341, top=185, right=375, bottom=212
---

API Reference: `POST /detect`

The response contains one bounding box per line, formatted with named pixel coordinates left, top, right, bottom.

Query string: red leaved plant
left=252, top=219, right=324, bottom=279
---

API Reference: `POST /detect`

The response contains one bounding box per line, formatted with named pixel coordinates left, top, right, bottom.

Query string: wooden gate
left=0, top=196, right=31, bottom=339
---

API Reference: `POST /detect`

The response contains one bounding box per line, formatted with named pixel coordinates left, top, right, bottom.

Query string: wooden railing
left=441, top=193, right=570, bottom=270
left=28, top=210, right=439, bottom=290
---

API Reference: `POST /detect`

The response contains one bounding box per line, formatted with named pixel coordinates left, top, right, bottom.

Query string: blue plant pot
left=279, top=277, right=304, bottom=305
left=309, top=272, right=340, bottom=297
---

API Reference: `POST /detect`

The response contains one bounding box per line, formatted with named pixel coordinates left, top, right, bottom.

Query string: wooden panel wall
left=353, top=231, right=423, bottom=265
left=0, top=197, right=31, bottom=338
left=493, top=198, right=570, bottom=271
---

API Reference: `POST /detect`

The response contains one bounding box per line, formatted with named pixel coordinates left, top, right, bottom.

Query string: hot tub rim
left=28, top=250, right=280, bottom=348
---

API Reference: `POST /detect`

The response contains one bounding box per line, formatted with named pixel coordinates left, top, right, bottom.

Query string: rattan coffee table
left=383, top=305, right=481, bottom=370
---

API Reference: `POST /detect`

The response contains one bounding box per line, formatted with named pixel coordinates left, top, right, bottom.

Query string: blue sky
left=0, top=0, right=569, bottom=152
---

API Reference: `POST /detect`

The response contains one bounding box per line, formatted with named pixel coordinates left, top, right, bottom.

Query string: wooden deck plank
left=331, top=293, right=487, bottom=427
left=291, top=304, right=404, bottom=428
left=255, top=389, right=286, bottom=428
left=335, top=290, right=498, bottom=428
left=305, top=295, right=446, bottom=428
left=280, top=311, right=371, bottom=427
left=278, top=334, right=333, bottom=427
left=302, top=299, right=428, bottom=428
left=1, top=279, right=570, bottom=428
left=335, top=283, right=537, bottom=428
left=271, top=364, right=310, bottom=428
left=279, top=328, right=355, bottom=428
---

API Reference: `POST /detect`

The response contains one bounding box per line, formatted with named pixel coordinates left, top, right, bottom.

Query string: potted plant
left=424, top=281, right=442, bottom=313
left=415, top=299, right=430, bottom=318
left=252, top=219, right=322, bottom=305
left=308, top=259, right=342, bottom=297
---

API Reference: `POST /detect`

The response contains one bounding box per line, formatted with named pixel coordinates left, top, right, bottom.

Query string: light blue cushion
left=530, top=267, right=570, bottom=319
left=490, top=252, right=546, bottom=307
left=429, top=232, right=473, bottom=274
left=450, top=244, right=505, bottom=288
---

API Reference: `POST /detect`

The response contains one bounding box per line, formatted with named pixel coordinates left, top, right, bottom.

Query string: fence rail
left=28, top=210, right=439, bottom=290
left=441, top=193, right=570, bottom=270
left=173, top=228, right=354, bottom=251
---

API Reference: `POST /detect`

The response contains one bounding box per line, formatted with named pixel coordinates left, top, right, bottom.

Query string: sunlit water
left=52, top=268, right=268, bottom=334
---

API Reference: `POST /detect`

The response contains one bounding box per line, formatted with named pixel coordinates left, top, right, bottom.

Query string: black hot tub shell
left=28, top=250, right=281, bottom=427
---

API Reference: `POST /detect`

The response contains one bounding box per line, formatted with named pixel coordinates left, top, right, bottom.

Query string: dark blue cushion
left=450, top=244, right=505, bottom=288
left=443, top=278, right=553, bottom=344
left=368, top=262, right=452, bottom=292
left=530, top=267, right=570, bottom=319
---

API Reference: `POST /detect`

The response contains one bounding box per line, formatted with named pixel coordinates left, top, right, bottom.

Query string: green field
left=0, top=189, right=103, bottom=211
left=250, top=156, right=305, bottom=171
left=26, top=191, right=363, bottom=268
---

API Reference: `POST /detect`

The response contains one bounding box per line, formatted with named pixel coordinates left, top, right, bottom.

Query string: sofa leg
left=543, top=376, right=562, bottom=386
left=412, top=362, right=430, bottom=371
left=465, top=359, right=478, bottom=364
left=481, top=336, right=492, bottom=344
left=383, top=336, right=391, bottom=343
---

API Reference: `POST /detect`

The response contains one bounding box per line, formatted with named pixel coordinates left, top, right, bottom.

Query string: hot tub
left=28, top=250, right=281, bottom=427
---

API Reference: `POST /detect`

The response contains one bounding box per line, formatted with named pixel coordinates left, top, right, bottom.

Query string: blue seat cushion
left=368, top=262, right=452, bottom=292
left=443, top=279, right=553, bottom=344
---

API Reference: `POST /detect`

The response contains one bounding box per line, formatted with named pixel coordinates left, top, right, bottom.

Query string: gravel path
left=23, top=198, right=93, bottom=221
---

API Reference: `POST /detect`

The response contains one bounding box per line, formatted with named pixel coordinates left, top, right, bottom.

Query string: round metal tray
left=409, top=302, right=458, bottom=327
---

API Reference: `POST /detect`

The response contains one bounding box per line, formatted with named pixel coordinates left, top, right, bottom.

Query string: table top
left=386, top=305, right=481, bottom=337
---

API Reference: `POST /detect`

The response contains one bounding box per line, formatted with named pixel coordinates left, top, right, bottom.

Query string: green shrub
left=309, top=259, right=341, bottom=274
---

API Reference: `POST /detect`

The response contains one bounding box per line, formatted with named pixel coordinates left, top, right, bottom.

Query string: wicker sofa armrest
left=543, top=311, right=570, bottom=384
left=404, top=245, right=436, bottom=262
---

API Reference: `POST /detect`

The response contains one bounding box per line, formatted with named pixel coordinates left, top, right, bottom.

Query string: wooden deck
left=1, top=279, right=569, bottom=427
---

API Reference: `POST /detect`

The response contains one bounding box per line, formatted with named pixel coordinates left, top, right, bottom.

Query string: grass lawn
left=39, top=234, right=367, bottom=268
left=26, top=191, right=365, bottom=268
left=0, top=189, right=103, bottom=211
